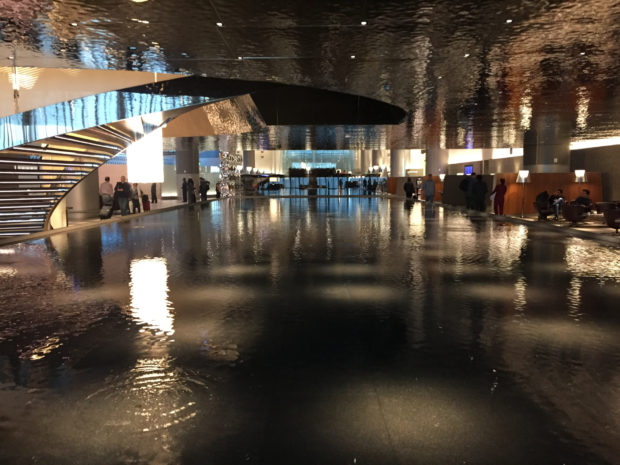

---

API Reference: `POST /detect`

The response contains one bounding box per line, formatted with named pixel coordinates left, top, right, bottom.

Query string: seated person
left=535, top=190, right=550, bottom=204
left=548, top=189, right=565, bottom=219
left=573, top=189, right=592, bottom=212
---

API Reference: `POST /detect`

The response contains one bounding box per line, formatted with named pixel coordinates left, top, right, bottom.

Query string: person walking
left=181, top=178, right=188, bottom=202
left=114, top=176, right=132, bottom=216
left=130, top=183, right=142, bottom=214
left=472, top=174, right=488, bottom=211
left=403, top=177, right=415, bottom=200
left=187, top=178, right=196, bottom=204
left=422, top=174, right=436, bottom=203
left=459, top=172, right=477, bottom=209
left=151, top=182, right=158, bottom=204
left=490, top=178, right=507, bottom=215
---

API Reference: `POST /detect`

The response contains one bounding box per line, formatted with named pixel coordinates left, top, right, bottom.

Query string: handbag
left=489, top=192, right=496, bottom=202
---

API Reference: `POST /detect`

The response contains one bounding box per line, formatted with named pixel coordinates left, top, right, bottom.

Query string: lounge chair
left=562, top=203, right=587, bottom=225
left=604, top=208, right=620, bottom=233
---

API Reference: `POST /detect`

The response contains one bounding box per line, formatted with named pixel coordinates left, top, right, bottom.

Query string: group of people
left=99, top=176, right=158, bottom=217
left=181, top=177, right=211, bottom=204
left=459, top=173, right=490, bottom=212
left=537, top=188, right=592, bottom=219
left=403, top=174, right=436, bottom=203
left=362, top=178, right=379, bottom=194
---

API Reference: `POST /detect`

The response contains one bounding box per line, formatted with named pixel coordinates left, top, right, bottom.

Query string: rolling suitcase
left=99, top=205, right=113, bottom=219
left=99, top=194, right=113, bottom=219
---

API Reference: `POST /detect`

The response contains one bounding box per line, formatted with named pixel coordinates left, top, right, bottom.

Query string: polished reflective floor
left=1, top=198, right=619, bottom=465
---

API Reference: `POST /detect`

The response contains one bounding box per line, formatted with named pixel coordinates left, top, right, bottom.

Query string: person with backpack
left=403, top=177, right=415, bottom=200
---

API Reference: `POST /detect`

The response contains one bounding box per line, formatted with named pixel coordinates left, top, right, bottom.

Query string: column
left=425, top=145, right=449, bottom=177
left=243, top=150, right=255, bottom=172
left=175, top=137, right=199, bottom=200
left=523, top=115, right=571, bottom=173
left=390, top=149, right=409, bottom=177
left=361, top=150, right=372, bottom=174
left=371, top=150, right=382, bottom=169
left=352, top=150, right=362, bottom=174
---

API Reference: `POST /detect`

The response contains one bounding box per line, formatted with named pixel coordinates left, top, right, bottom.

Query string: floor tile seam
left=371, top=382, right=402, bottom=465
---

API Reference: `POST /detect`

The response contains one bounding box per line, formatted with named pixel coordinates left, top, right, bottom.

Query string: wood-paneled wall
left=496, top=172, right=602, bottom=215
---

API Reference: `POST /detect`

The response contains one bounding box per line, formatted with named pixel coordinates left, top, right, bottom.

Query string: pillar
left=352, top=150, right=362, bottom=174
left=361, top=150, right=372, bottom=174
left=175, top=137, right=199, bottom=199
left=523, top=115, right=571, bottom=173
left=371, top=150, right=381, bottom=169
left=425, top=145, right=449, bottom=177
left=243, top=150, right=255, bottom=171
left=390, top=149, right=409, bottom=177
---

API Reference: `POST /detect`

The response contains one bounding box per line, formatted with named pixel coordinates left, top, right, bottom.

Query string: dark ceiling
left=2, top=0, right=620, bottom=150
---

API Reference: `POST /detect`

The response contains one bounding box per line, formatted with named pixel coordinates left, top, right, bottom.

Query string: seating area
left=562, top=203, right=588, bottom=225
left=533, top=199, right=555, bottom=220
left=604, top=207, right=620, bottom=233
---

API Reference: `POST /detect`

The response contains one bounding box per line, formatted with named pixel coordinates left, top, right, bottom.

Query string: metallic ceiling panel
left=163, top=94, right=266, bottom=138
left=2, top=0, right=619, bottom=148
left=0, top=89, right=211, bottom=151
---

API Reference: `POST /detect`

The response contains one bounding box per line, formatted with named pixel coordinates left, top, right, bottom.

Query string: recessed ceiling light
left=464, top=53, right=470, bottom=58
left=131, top=0, right=149, bottom=2
left=438, top=75, right=442, bottom=79
left=361, top=21, right=367, bottom=26
left=71, top=22, right=78, bottom=26
left=580, top=51, right=586, bottom=55
left=216, top=22, right=223, bottom=27
left=506, top=19, right=513, bottom=23
left=350, top=55, right=356, bottom=59
left=237, top=56, right=243, bottom=60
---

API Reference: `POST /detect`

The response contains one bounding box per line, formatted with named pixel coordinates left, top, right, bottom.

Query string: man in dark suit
left=114, top=175, right=132, bottom=216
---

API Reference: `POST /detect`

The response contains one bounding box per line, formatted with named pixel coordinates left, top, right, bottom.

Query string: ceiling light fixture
left=216, top=22, right=223, bottom=27
left=71, top=22, right=78, bottom=26
left=237, top=56, right=243, bottom=60
left=350, top=55, right=356, bottom=59
left=506, top=19, right=513, bottom=23
left=131, top=0, right=149, bottom=2
left=361, top=21, right=367, bottom=26
left=464, top=53, right=470, bottom=58
left=580, top=52, right=585, bottom=55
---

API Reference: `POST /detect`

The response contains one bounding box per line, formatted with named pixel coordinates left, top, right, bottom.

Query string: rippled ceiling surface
left=2, top=0, right=620, bottom=150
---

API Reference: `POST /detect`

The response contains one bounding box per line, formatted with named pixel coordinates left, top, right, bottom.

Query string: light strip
left=13, top=146, right=111, bottom=158
left=0, top=198, right=56, bottom=201
left=0, top=212, right=47, bottom=217
left=97, top=125, right=134, bottom=143
left=0, top=180, right=77, bottom=184
left=0, top=170, right=90, bottom=175
left=569, top=137, right=620, bottom=150
left=53, top=135, right=123, bottom=151
left=0, top=159, right=99, bottom=168
left=0, top=218, right=46, bottom=223
left=0, top=205, right=52, bottom=209
left=0, top=189, right=67, bottom=193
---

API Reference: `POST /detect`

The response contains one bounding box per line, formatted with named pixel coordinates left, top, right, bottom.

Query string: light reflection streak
left=564, top=239, right=620, bottom=282
left=129, top=257, right=174, bottom=335
left=567, top=276, right=582, bottom=321
left=513, top=276, right=527, bottom=313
